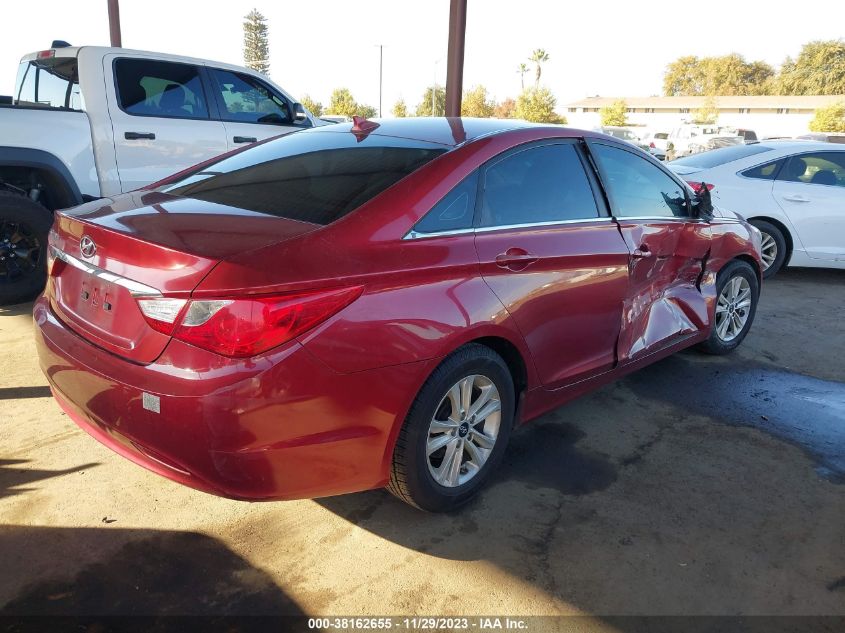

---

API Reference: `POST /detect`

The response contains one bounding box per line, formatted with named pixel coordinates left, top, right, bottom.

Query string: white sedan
left=668, top=141, right=845, bottom=277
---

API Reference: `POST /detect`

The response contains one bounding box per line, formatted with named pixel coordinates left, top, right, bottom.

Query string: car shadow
left=0, top=525, right=306, bottom=618
left=0, top=301, right=34, bottom=317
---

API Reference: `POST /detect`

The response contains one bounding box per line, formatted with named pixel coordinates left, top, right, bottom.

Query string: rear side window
left=114, top=58, right=209, bottom=119
left=741, top=160, right=785, bottom=180
left=14, top=58, right=82, bottom=110
left=479, top=143, right=599, bottom=227
left=592, top=143, right=687, bottom=218
left=414, top=172, right=479, bottom=234
left=160, top=131, right=448, bottom=225
left=670, top=143, right=773, bottom=169
left=777, top=152, right=845, bottom=188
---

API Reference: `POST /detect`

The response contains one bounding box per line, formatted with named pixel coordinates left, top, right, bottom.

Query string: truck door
left=104, top=55, right=228, bottom=192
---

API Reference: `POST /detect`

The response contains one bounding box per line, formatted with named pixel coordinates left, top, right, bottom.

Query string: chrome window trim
left=614, top=215, right=704, bottom=222
left=51, top=247, right=162, bottom=297
left=403, top=216, right=614, bottom=240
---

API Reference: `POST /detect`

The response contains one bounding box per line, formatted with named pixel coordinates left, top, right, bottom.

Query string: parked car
left=668, top=141, right=845, bottom=276
left=0, top=43, right=322, bottom=304
left=641, top=131, right=669, bottom=160
left=667, top=125, right=743, bottom=158
left=721, top=127, right=758, bottom=144
left=35, top=118, right=762, bottom=512
left=796, top=132, right=845, bottom=144
left=596, top=126, right=650, bottom=153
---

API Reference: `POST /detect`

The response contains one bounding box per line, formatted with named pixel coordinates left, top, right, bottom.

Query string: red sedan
left=34, top=118, right=763, bottom=512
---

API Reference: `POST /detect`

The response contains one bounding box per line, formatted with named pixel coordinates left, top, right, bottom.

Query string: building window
left=568, top=107, right=577, bottom=113
left=680, top=108, right=690, bottom=113
left=645, top=108, right=655, bottom=113
left=739, top=108, right=749, bottom=114
left=777, top=108, right=790, bottom=114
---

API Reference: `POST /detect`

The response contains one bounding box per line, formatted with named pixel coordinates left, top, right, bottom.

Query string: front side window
left=14, top=58, right=82, bottom=110
left=209, top=68, right=292, bottom=125
left=114, top=58, right=208, bottom=119
left=777, top=152, right=845, bottom=188
left=159, top=131, right=448, bottom=225
left=479, top=143, right=599, bottom=228
left=414, top=172, right=478, bottom=234
left=592, top=143, right=687, bottom=218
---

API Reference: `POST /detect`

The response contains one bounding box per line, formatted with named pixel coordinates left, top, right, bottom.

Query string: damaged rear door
left=587, top=140, right=711, bottom=362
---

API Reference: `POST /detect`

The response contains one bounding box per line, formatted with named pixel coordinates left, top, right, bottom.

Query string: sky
left=3, top=0, right=844, bottom=115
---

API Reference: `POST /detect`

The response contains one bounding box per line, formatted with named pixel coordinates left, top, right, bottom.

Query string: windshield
left=159, top=131, right=449, bottom=225
left=670, top=144, right=773, bottom=169
left=14, top=57, right=82, bottom=110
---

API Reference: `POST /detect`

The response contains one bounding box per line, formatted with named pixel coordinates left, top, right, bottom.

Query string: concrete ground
left=1, top=268, right=843, bottom=623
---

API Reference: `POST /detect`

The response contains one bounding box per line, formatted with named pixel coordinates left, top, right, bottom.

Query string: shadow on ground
left=0, top=526, right=304, bottom=616
left=0, top=459, right=99, bottom=500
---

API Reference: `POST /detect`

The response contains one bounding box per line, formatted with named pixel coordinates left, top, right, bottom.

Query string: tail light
left=686, top=181, right=715, bottom=193
left=137, top=287, right=363, bottom=358
left=649, top=141, right=656, bottom=148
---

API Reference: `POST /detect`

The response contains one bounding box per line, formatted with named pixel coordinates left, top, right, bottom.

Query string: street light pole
left=107, top=0, right=122, bottom=47
left=376, top=44, right=383, bottom=118
left=445, top=0, right=467, bottom=117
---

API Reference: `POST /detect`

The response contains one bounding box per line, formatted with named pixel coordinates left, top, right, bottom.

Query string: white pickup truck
left=0, top=43, right=320, bottom=303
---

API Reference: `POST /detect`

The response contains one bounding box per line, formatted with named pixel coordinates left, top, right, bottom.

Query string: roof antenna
left=351, top=115, right=380, bottom=141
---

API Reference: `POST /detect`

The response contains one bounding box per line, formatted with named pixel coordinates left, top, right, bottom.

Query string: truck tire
left=0, top=190, right=52, bottom=305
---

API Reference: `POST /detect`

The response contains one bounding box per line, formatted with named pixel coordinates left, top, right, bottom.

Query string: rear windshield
left=670, top=143, right=772, bottom=169
left=14, top=57, right=82, bottom=110
left=160, top=131, right=448, bottom=225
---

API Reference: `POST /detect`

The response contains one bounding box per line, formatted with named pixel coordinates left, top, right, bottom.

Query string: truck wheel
left=0, top=191, right=52, bottom=305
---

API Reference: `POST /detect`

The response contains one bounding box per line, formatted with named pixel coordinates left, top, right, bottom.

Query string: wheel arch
left=0, top=147, right=84, bottom=211
left=747, top=216, right=794, bottom=267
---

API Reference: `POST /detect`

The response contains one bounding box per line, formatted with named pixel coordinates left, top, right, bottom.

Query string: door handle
left=233, top=136, right=258, bottom=144
left=632, top=244, right=652, bottom=258
left=124, top=132, right=155, bottom=140
left=782, top=194, right=810, bottom=203
left=495, top=248, right=539, bottom=271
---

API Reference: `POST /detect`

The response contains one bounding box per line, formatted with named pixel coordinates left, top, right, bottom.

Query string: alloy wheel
left=759, top=231, right=778, bottom=271
left=426, top=374, right=502, bottom=488
left=715, top=276, right=752, bottom=342
left=0, top=221, right=41, bottom=284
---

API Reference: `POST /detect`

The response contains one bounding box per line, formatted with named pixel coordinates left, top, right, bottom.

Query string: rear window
left=14, top=57, right=82, bottom=110
left=670, top=143, right=773, bottom=169
left=654, top=133, right=668, bottom=140
left=114, top=58, right=209, bottom=119
left=159, top=131, right=448, bottom=225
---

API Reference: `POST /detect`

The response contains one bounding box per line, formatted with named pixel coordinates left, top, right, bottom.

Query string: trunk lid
left=48, top=191, right=318, bottom=363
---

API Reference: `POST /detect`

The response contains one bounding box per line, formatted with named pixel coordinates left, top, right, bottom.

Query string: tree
left=415, top=85, right=446, bottom=117
left=461, top=85, right=495, bottom=118
left=243, top=9, right=270, bottom=75
left=392, top=98, right=408, bottom=118
left=777, top=40, right=845, bottom=95
left=326, top=88, right=377, bottom=118
left=600, top=99, right=628, bottom=126
left=300, top=94, right=323, bottom=117
left=517, top=63, right=529, bottom=91
left=514, top=87, right=564, bottom=124
left=493, top=98, right=516, bottom=119
left=692, top=96, right=719, bottom=124
left=663, top=54, right=774, bottom=96
left=809, top=101, right=845, bottom=132
left=529, top=49, right=550, bottom=87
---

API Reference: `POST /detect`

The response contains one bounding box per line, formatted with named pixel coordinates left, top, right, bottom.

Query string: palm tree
left=517, top=63, right=529, bottom=91
left=530, top=49, right=550, bottom=87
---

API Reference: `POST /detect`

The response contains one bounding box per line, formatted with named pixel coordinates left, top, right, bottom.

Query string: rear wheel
left=698, top=259, right=759, bottom=355
left=0, top=191, right=52, bottom=305
left=749, top=219, right=786, bottom=278
left=387, top=344, right=515, bottom=512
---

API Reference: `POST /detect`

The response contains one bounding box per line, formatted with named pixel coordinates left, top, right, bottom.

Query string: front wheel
left=387, top=344, right=515, bottom=512
left=698, top=259, right=759, bottom=355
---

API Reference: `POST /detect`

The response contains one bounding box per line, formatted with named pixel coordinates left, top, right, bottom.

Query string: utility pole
left=375, top=44, right=384, bottom=117
left=445, top=0, right=467, bottom=117
left=107, top=0, right=122, bottom=47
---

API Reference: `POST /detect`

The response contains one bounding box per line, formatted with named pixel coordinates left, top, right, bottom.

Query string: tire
left=0, top=190, right=52, bottom=305
left=387, top=343, right=515, bottom=512
left=749, top=219, right=787, bottom=278
left=698, top=259, right=759, bottom=355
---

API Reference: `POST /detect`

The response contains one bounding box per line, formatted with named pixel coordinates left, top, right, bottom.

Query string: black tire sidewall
left=0, top=192, right=52, bottom=305
left=704, top=260, right=759, bottom=354
left=402, top=348, right=514, bottom=512
left=750, top=220, right=786, bottom=278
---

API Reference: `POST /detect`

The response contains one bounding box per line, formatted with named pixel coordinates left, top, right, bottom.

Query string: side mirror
left=293, top=102, right=308, bottom=122
left=690, top=183, right=714, bottom=219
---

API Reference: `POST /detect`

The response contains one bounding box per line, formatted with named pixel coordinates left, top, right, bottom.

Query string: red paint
left=34, top=120, right=762, bottom=501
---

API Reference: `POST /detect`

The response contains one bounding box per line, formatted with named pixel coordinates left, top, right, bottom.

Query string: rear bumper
left=34, top=296, right=429, bottom=500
